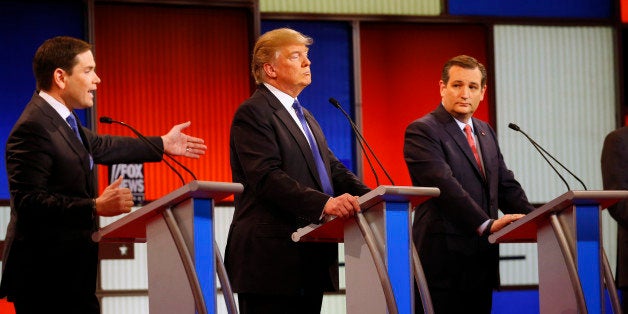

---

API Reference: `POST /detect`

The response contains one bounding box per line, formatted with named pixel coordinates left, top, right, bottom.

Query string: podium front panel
left=147, top=212, right=195, bottom=313
left=190, top=198, right=216, bottom=313
left=488, top=190, right=628, bottom=313
left=575, top=204, right=602, bottom=312
left=94, top=181, right=243, bottom=314
left=146, top=197, right=217, bottom=313
left=384, top=201, right=413, bottom=314
left=345, top=200, right=414, bottom=314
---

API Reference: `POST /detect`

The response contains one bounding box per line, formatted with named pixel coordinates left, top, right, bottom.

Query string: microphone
left=508, top=123, right=587, bottom=191
left=329, top=98, right=394, bottom=185
left=99, top=116, right=198, bottom=185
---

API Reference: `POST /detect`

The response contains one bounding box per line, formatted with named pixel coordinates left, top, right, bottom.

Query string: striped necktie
left=464, top=124, right=484, bottom=175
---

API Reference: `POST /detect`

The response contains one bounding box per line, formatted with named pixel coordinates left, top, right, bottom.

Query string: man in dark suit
left=225, top=28, right=370, bottom=314
left=601, top=126, right=628, bottom=313
left=0, top=36, right=207, bottom=313
left=403, top=55, right=535, bottom=313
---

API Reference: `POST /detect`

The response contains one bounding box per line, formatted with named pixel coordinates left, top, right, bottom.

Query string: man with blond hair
left=225, top=28, right=370, bottom=313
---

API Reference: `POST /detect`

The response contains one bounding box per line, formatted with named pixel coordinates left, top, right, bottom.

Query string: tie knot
left=66, top=114, right=78, bottom=128
left=464, top=124, right=472, bottom=134
left=292, top=99, right=302, bottom=110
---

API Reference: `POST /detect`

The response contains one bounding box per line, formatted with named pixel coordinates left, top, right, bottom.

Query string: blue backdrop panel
left=0, top=1, right=86, bottom=200
left=261, top=21, right=357, bottom=172
left=448, top=0, right=611, bottom=19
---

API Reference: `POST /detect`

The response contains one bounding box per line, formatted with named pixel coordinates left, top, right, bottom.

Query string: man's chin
left=76, top=102, right=94, bottom=109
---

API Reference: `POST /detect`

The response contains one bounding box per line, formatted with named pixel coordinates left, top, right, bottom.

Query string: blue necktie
left=66, top=114, right=93, bottom=169
left=292, top=100, right=334, bottom=196
left=66, top=114, right=82, bottom=142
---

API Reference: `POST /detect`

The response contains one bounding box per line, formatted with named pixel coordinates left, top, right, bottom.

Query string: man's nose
left=460, top=86, right=470, bottom=98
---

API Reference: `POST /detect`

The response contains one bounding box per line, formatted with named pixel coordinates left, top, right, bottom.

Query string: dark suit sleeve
left=7, top=119, right=164, bottom=229
left=85, top=129, right=164, bottom=165
left=602, top=129, right=628, bottom=229
left=231, top=101, right=332, bottom=222
left=404, top=119, right=490, bottom=233
left=7, top=119, right=93, bottom=226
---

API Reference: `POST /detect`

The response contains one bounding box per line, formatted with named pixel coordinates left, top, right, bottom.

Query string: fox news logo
left=109, top=163, right=145, bottom=205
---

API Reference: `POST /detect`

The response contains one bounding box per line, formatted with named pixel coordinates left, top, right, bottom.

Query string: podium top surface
left=92, top=180, right=243, bottom=242
left=291, top=185, right=440, bottom=243
left=489, top=190, right=628, bottom=244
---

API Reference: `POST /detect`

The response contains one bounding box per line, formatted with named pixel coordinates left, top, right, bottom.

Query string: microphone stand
left=100, top=117, right=196, bottom=184
left=330, top=98, right=437, bottom=313
left=99, top=117, right=239, bottom=314
left=509, top=123, right=570, bottom=191
left=329, top=98, right=394, bottom=185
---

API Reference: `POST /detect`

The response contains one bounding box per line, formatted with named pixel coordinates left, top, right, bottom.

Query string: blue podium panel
left=292, top=186, right=440, bottom=314
left=575, top=204, right=602, bottom=312
left=488, top=190, right=628, bottom=314
left=385, top=201, right=413, bottom=314
left=93, top=181, right=243, bottom=314
left=193, top=198, right=216, bottom=313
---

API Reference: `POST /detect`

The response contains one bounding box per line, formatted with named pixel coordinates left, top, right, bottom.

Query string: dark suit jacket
left=225, top=85, right=370, bottom=295
left=403, top=104, right=534, bottom=292
left=0, top=92, right=163, bottom=299
left=601, top=126, right=628, bottom=288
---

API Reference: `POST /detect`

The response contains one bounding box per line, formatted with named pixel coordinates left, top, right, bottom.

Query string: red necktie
left=464, top=124, right=484, bottom=175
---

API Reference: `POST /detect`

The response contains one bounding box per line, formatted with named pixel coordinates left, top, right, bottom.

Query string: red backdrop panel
left=94, top=4, right=251, bottom=200
left=360, top=23, right=490, bottom=187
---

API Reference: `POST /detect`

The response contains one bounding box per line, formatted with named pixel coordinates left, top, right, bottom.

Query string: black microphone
left=508, top=122, right=587, bottom=191
left=329, top=98, right=394, bottom=185
left=100, top=116, right=198, bottom=185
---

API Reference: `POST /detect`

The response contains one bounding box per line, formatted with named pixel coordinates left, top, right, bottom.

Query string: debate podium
left=292, top=185, right=440, bottom=314
left=92, top=180, right=243, bottom=314
left=489, top=190, right=628, bottom=313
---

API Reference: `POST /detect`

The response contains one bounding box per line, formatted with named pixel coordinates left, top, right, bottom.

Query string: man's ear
left=263, top=63, right=277, bottom=79
left=53, top=68, right=66, bottom=89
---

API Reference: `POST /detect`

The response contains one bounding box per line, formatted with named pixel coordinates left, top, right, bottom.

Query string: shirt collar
left=264, top=83, right=299, bottom=112
left=39, top=90, right=72, bottom=121
left=451, top=114, right=474, bottom=133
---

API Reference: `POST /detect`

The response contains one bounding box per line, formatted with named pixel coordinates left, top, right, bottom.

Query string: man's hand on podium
left=323, top=193, right=361, bottom=219
left=490, top=214, right=526, bottom=233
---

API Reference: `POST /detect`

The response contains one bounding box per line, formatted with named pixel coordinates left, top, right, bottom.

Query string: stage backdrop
left=0, top=1, right=87, bottom=200
left=261, top=20, right=358, bottom=174
left=93, top=3, right=252, bottom=200
left=359, top=23, right=490, bottom=187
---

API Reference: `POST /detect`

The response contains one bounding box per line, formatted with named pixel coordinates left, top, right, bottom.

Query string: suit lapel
left=35, top=96, right=91, bottom=172
left=473, top=119, right=493, bottom=180
left=435, top=105, right=486, bottom=181
left=260, top=87, right=326, bottom=190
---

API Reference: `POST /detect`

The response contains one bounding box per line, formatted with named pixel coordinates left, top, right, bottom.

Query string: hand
left=323, top=193, right=361, bottom=219
left=161, top=121, right=207, bottom=158
left=95, top=176, right=134, bottom=217
left=490, top=214, right=526, bottom=233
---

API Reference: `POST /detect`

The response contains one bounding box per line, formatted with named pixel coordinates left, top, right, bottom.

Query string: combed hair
left=251, top=28, right=313, bottom=84
left=33, top=36, right=91, bottom=91
left=441, top=55, right=487, bottom=87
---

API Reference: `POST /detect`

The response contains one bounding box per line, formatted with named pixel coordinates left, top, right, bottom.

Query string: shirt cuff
left=477, top=219, right=493, bottom=236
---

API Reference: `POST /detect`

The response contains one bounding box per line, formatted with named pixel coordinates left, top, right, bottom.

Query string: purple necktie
left=292, top=100, right=334, bottom=195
